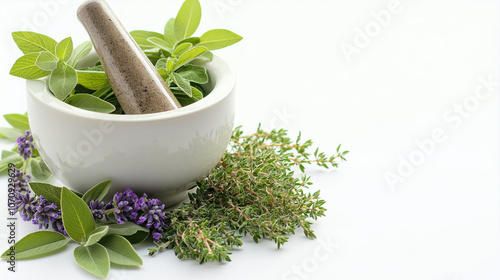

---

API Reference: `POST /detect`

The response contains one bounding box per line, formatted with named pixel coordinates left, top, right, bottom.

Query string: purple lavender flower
left=17, top=130, right=35, bottom=160
left=112, top=189, right=139, bottom=224
left=153, top=232, right=162, bottom=241
left=14, top=191, right=38, bottom=222
left=136, top=194, right=166, bottom=229
left=89, top=200, right=105, bottom=221
left=11, top=167, right=31, bottom=193
left=33, top=196, right=59, bottom=229
left=52, top=218, right=66, bottom=235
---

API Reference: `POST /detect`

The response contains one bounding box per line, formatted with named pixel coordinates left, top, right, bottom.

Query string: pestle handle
left=77, top=0, right=181, bottom=114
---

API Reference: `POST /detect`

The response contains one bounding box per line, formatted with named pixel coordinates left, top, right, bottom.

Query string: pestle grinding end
left=77, top=0, right=181, bottom=114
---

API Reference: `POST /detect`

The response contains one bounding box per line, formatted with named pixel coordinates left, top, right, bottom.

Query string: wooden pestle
left=77, top=0, right=181, bottom=114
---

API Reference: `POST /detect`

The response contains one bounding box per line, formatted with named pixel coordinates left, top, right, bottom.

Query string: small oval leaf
left=99, top=235, right=143, bottom=266
left=65, top=94, right=116, bottom=113
left=1, top=231, right=69, bottom=260
left=74, top=244, right=109, bottom=279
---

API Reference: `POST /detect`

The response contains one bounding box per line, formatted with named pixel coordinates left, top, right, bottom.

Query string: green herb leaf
left=30, top=182, right=62, bottom=208
left=65, top=94, right=116, bottom=113
left=167, top=57, right=176, bottom=73
left=170, top=72, right=192, bottom=97
left=49, top=65, right=78, bottom=100
left=104, top=222, right=149, bottom=244
left=163, top=17, right=177, bottom=48
left=35, top=51, right=58, bottom=71
left=67, top=41, right=93, bottom=67
left=200, top=29, right=243, bottom=50
left=174, top=0, right=202, bottom=40
left=10, top=53, right=51, bottom=79
left=1, top=231, right=69, bottom=260
left=85, top=226, right=109, bottom=247
left=191, top=86, right=203, bottom=101
left=0, top=127, right=25, bottom=141
left=193, top=49, right=213, bottom=63
left=147, top=37, right=172, bottom=51
left=76, top=70, right=109, bottom=90
left=0, top=153, right=23, bottom=173
left=158, top=68, right=168, bottom=79
left=55, top=37, right=73, bottom=62
left=12, top=31, right=57, bottom=54
left=174, top=46, right=207, bottom=70
left=172, top=42, right=193, bottom=56
left=99, top=235, right=143, bottom=266
left=174, top=36, right=201, bottom=49
left=3, top=114, right=30, bottom=131
left=74, top=244, right=109, bottom=279
left=91, top=85, right=112, bottom=98
left=177, top=64, right=208, bottom=84
left=155, top=58, right=167, bottom=69
left=28, top=157, right=53, bottom=181
left=61, top=187, right=96, bottom=243
left=130, top=30, right=165, bottom=49
left=82, top=180, right=112, bottom=204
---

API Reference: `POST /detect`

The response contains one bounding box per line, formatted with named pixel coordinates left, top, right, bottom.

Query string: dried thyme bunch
left=150, top=125, right=348, bottom=263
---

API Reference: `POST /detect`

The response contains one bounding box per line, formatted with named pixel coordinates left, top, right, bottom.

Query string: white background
left=1, top=0, right=499, bottom=279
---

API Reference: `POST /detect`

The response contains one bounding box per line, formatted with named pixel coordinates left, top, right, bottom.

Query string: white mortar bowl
left=26, top=55, right=235, bottom=206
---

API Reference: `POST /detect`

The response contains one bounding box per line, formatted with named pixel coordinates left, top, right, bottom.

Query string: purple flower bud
left=17, top=130, right=35, bottom=160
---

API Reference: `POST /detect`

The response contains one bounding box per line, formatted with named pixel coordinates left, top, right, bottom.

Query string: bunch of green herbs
left=1, top=114, right=348, bottom=278
left=9, top=0, right=242, bottom=113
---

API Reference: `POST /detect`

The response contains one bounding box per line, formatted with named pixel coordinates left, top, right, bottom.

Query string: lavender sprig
left=17, top=130, right=34, bottom=160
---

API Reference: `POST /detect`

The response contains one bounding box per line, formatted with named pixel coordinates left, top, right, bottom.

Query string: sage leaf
left=99, top=235, right=143, bottom=266
left=12, top=31, right=57, bottom=54
left=3, top=114, right=30, bottom=130
left=82, top=180, right=112, bottom=204
left=177, top=64, right=208, bottom=84
left=0, top=127, right=25, bottom=142
left=49, top=65, right=78, bottom=100
left=167, top=57, right=176, bottom=73
left=174, top=46, right=207, bottom=70
left=28, top=157, right=53, bottom=182
left=65, top=94, right=116, bottom=113
left=91, top=85, right=112, bottom=98
left=193, top=49, right=213, bottom=62
left=67, top=41, right=93, bottom=67
left=147, top=37, right=172, bottom=51
left=130, top=30, right=164, bottom=49
left=0, top=153, right=23, bottom=173
left=85, top=226, right=109, bottom=247
left=35, top=51, right=58, bottom=71
left=191, top=86, right=203, bottom=101
left=163, top=17, right=177, bottom=48
left=1, top=231, right=69, bottom=260
left=170, top=72, right=192, bottom=97
left=174, top=0, right=202, bottom=40
left=55, top=37, right=73, bottom=62
left=174, top=36, right=201, bottom=49
left=29, top=182, right=62, bottom=208
left=104, top=222, right=149, bottom=244
left=61, top=187, right=95, bottom=243
left=172, top=42, right=193, bottom=56
left=155, top=58, right=167, bottom=69
left=74, top=244, right=109, bottom=279
left=157, top=68, right=168, bottom=79
left=76, top=70, right=109, bottom=90
left=200, top=29, right=243, bottom=50
left=10, top=53, right=51, bottom=79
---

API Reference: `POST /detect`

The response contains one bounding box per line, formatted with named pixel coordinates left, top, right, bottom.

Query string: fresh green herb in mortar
left=9, top=0, right=242, bottom=113
left=1, top=115, right=348, bottom=278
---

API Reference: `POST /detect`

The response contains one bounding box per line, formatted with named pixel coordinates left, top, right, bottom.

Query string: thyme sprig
left=150, top=125, right=348, bottom=263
